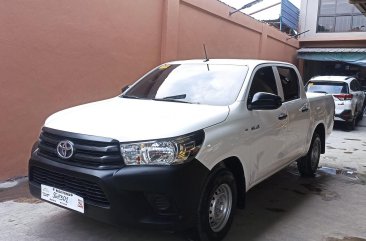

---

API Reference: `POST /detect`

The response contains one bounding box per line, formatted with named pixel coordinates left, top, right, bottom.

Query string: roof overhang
left=298, top=48, right=366, bottom=66
left=349, top=0, right=366, bottom=16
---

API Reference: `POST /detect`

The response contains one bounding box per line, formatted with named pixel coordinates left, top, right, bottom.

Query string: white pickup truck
left=29, top=59, right=334, bottom=241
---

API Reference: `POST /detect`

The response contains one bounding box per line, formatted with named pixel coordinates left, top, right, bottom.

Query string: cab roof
left=166, top=59, right=295, bottom=68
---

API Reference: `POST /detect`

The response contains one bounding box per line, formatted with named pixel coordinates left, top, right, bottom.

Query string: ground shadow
left=226, top=164, right=339, bottom=241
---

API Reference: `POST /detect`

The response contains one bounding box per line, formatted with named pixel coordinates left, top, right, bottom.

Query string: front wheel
left=297, top=133, right=321, bottom=177
left=196, top=168, right=237, bottom=241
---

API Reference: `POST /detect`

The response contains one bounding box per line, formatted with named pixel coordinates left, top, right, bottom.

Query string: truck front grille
left=37, top=128, right=124, bottom=169
left=30, top=167, right=110, bottom=207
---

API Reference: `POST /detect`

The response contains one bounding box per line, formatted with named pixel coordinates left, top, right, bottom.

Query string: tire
left=359, top=106, right=364, bottom=120
left=196, top=168, right=237, bottom=241
left=346, top=116, right=356, bottom=131
left=297, top=133, right=321, bottom=177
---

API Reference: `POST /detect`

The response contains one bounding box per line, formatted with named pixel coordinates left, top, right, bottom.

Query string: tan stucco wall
left=0, top=0, right=299, bottom=180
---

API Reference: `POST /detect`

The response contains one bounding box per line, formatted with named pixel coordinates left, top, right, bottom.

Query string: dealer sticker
left=159, top=64, right=171, bottom=70
left=41, top=184, right=84, bottom=213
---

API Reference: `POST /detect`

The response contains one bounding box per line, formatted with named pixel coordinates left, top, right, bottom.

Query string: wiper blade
left=162, top=94, right=187, bottom=100
left=121, top=95, right=141, bottom=99
left=123, top=94, right=197, bottom=104
left=153, top=94, right=192, bottom=103
left=153, top=98, right=191, bottom=104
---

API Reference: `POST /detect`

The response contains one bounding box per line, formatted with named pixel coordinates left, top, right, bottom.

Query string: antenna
left=203, top=44, right=209, bottom=62
left=203, top=44, right=210, bottom=71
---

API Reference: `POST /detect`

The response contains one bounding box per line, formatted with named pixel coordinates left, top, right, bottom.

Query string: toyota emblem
left=56, top=140, right=74, bottom=159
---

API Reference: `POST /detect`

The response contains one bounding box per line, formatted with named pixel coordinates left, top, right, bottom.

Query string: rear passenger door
left=275, top=66, right=311, bottom=164
left=355, top=80, right=366, bottom=110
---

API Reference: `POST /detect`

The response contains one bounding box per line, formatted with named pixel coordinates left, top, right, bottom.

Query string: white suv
left=306, top=76, right=366, bottom=130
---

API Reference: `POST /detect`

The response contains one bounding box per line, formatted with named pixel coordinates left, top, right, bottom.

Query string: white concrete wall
left=299, top=0, right=366, bottom=41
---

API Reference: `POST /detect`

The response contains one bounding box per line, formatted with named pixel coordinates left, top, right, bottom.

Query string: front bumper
left=29, top=151, right=209, bottom=230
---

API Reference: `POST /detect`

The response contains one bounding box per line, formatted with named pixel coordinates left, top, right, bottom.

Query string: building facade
left=298, top=0, right=366, bottom=84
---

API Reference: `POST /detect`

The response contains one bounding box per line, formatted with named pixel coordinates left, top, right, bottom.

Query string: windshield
left=122, top=63, right=248, bottom=106
left=305, top=81, right=349, bottom=94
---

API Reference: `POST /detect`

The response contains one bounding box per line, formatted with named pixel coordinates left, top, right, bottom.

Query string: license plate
left=41, top=184, right=84, bottom=213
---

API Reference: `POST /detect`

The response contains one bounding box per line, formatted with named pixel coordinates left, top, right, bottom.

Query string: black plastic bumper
left=335, top=109, right=353, bottom=121
left=28, top=152, right=209, bottom=231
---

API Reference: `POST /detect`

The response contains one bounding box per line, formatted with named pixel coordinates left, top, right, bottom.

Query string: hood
left=44, top=97, right=229, bottom=142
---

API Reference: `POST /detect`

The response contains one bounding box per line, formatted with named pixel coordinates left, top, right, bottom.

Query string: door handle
left=278, top=113, right=288, bottom=120
left=299, top=103, right=310, bottom=113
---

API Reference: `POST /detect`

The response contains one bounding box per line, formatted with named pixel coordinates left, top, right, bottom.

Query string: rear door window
left=355, top=80, right=362, bottom=91
left=305, top=81, right=348, bottom=94
left=350, top=79, right=361, bottom=91
left=350, top=80, right=357, bottom=91
left=277, top=67, right=300, bottom=102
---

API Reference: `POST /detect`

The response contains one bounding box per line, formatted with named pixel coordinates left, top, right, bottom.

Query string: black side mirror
left=121, top=85, right=130, bottom=93
left=248, top=92, right=282, bottom=110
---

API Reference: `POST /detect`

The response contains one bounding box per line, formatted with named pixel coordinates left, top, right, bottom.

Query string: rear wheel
left=297, top=133, right=321, bottom=177
left=196, top=168, right=237, bottom=241
left=358, top=106, right=364, bottom=120
left=346, top=114, right=356, bottom=131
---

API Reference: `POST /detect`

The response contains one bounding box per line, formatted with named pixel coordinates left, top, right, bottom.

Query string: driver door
left=244, top=66, right=289, bottom=183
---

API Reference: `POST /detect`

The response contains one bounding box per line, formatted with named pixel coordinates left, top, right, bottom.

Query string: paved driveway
left=1, top=118, right=366, bottom=241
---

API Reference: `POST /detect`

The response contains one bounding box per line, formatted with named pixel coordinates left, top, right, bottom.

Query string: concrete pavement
left=1, top=117, right=366, bottom=241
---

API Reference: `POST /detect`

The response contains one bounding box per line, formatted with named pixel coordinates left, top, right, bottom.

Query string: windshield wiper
left=123, top=94, right=196, bottom=104
left=153, top=98, right=191, bottom=104
left=152, top=94, right=191, bottom=103
left=162, top=94, right=187, bottom=100
left=121, top=95, right=141, bottom=99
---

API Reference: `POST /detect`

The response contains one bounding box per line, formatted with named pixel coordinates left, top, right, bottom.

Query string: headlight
left=120, top=130, right=204, bottom=165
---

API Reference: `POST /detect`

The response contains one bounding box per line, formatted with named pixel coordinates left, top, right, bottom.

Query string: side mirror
left=248, top=92, right=282, bottom=110
left=121, top=85, right=130, bottom=93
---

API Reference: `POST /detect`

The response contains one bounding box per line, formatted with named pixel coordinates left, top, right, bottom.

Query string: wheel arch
left=313, top=123, right=326, bottom=154
left=212, top=156, right=246, bottom=209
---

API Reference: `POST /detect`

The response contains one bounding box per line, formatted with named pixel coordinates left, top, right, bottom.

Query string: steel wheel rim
left=311, top=138, right=321, bottom=170
left=208, top=183, right=232, bottom=232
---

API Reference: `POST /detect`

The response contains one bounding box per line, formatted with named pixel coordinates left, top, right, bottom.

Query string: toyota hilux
left=29, top=59, right=335, bottom=241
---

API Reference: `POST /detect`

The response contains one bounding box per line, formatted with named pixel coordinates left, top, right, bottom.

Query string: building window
left=317, top=0, right=366, bottom=32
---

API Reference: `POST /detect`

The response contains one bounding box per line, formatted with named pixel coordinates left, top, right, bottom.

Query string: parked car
left=29, top=59, right=334, bottom=241
left=305, top=76, right=365, bottom=130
